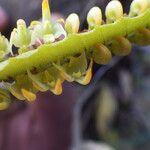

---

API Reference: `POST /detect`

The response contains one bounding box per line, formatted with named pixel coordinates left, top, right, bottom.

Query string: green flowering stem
left=0, top=9, right=149, bottom=80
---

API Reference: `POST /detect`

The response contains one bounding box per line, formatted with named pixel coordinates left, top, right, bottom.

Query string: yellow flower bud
left=87, top=7, right=102, bottom=29
left=129, top=0, right=149, bottom=16
left=10, top=19, right=31, bottom=49
left=52, top=79, right=63, bottom=95
left=105, top=0, right=123, bottom=23
left=65, top=13, right=80, bottom=33
left=21, top=88, right=36, bottom=101
left=77, top=59, right=93, bottom=85
left=0, top=34, right=9, bottom=60
left=107, top=36, right=132, bottom=56
left=92, top=44, right=112, bottom=64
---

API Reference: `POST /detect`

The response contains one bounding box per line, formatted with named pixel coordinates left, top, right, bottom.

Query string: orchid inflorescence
left=0, top=0, right=149, bottom=110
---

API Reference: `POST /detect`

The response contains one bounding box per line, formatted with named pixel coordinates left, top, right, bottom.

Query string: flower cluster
left=0, top=0, right=149, bottom=110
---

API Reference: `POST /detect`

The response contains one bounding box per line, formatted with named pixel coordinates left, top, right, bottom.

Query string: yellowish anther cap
left=21, top=88, right=36, bottom=101
left=42, top=0, right=51, bottom=22
left=65, top=13, right=80, bottom=33
left=105, top=0, right=123, bottom=23
left=129, top=0, right=149, bottom=16
left=87, top=7, right=102, bottom=29
left=53, top=79, right=63, bottom=95
left=78, top=59, right=93, bottom=85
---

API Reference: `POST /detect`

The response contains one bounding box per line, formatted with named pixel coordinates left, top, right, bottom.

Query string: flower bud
left=87, top=7, right=102, bottom=29
left=77, top=59, right=93, bottom=85
left=129, top=0, right=149, bottom=16
left=10, top=19, right=31, bottom=48
left=107, top=36, right=132, bottom=56
left=3, top=82, right=25, bottom=100
left=92, top=44, right=112, bottom=64
left=21, top=88, right=36, bottom=101
left=52, top=79, right=63, bottom=95
left=27, top=70, right=49, bottom=92
left=65, top=13, right=80, bottom=33
left=105, top=0, right=123, bottom=23
left=0, top=34, right=9, bottom=61
left=128, top=28, right=150, bottom=45
left=0, top=34, right=9, bottom=51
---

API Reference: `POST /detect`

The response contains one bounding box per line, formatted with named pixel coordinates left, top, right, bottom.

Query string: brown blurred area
left=0, top=83, right=77, bottom=150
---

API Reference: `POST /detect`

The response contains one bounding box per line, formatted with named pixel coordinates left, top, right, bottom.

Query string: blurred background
left=0, top=0, right=149, bottom=150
